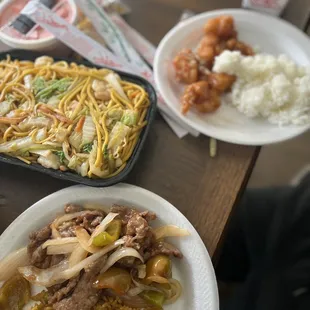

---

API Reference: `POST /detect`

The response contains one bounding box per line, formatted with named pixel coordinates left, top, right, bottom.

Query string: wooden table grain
left=0, top=0, right=306, bottom=260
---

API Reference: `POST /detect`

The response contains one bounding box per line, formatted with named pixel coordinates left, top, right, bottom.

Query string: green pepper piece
left=92, top=220, right=121, bottom=247
left=0, top=274, right=31, bottom=310
left=140, top=291, right=165, bottom=308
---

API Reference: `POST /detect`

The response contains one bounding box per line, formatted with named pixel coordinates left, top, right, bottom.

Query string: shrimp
left=173, top=49, right=199, bottom=84
left=181, top=81, right=220, bottom=115
left=92, top=79, right=111, bottom=101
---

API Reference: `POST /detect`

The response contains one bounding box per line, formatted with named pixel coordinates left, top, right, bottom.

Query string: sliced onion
left=42, top=237, right=78, bottom=249
left=153, top=225, right=190, bottom=240
left=146, top=275, right=169, bottom=284
left=137, top=264, right=146, bottom=279
left=128, top=274, right=162, bottom=297
left=164, top=278, right=182, bottom=304
left=0, top=247, right=29, bottom=281
left=69, top=244, right=88, bottom=268
left=18, top=259, right=69, bottom=287
left=19, top=239, right=124, bottom=287
left=47, top=243, right=77, bottom=255
left=75, top=227, right=100, bottom=254
left=100, top=247, right=144, bottom=275
left=88, top=212, right=119, bottom=246
left=105, top=73, right=128, bottom=100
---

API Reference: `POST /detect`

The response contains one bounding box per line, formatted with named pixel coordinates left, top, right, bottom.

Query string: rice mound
left=213, top=50, right=310, bottom=126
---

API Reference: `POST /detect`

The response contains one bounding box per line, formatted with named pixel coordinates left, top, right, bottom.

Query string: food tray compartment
left=0, top=50, right=157, bottom=187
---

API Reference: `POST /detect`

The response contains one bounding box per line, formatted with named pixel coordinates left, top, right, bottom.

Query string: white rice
left=213, top=51, right=310, bottom=126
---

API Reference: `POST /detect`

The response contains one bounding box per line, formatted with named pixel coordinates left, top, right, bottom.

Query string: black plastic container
left=0, top=50, right=157, bottom=187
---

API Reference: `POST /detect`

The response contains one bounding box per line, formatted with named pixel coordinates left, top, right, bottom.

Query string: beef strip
left=145, top=241, right=183, bottom=260
left=58, top=221, right=76, bottom=238
left=111, top=206, right=156, bottom=258
left=28, top=224, right=52, bottom=268
left=64, top=204, right=82, bottom=213
left=53, top=257, right=107, bottom=310
left=111, top=205, right=156, bottom=225
left=48, top=275, right=80, bottom=304
left=58, top=210, right=105, bottom=237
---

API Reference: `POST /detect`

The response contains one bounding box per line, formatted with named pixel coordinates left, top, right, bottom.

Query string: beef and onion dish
left=0, top=204, right=189, bottom=309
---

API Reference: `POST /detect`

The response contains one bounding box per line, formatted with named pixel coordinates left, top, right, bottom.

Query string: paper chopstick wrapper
left=111, top=13, right=199, bottom=137
left=21, top=1, right=189, bottom=139
left=75, top=0, right=197, bottom=138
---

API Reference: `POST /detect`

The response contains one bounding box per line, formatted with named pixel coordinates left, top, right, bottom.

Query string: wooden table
left=0, top=0, right=308, bottom=260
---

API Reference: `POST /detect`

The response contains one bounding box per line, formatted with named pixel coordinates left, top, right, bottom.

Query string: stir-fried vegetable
left=108, top=122, right=130, bottom=153
left=88, top=212, right=119, bottom=246
left=93, top=267, right=131, bottom=295
left=19, top=239, right=124, bottom=287
left=82, top=116, right=96, bottom=146
left=33, top=77, right=72, bottom=102
left=92, top=219, right=121, bottom=247
left=153, top=225, right=190, bottom=240
left=105, top=73, right=128, bottom=100
left=145, top=255, right=172, bottom=284
left=0, top=101, right=12, bottom=116
left=121, top=110, right=138, bottom=126
left=54, top=151, right=65, bottom=164
left=100, top=247, right=144, bottom=275
left=82, top=142, right=93, bottom=153
left=0, top=274, right=31, bottom=310
left=0, top=247, right=29, bottom=282
left=140, top=291, right=165, bottom=308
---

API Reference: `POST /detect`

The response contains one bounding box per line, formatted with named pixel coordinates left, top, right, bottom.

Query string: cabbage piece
left=37, top=153, right=61, bottom=170
left=108, top=122, right=130, bottom=153
left=69, top=131, right=82, bottom=151
left=107, top=109, right=123, bottom=121
left=24, top=74, right=32, bottom=89
left=89, top=141, right=109, bottom=178
left=47, top=96, right=60, bottom=108
left=19, top=117, right=52, bottom=131
left=68, top=155, right=81, bottom=169
left=82, top=116, right=96, bottom=146
left=105, top=73, right=128, bottom=100
left=0, top=101, right=12, bottom=116
left=121, top=110, right=138, bottom=126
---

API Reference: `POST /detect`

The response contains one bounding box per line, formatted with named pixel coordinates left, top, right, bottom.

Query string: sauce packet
left=242, top=0, right=289, bottom=16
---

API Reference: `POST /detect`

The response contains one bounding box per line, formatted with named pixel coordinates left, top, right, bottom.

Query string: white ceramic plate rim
left=154, top=9, right=310, bottom=145
left=0, top=184, right=219, bottom=310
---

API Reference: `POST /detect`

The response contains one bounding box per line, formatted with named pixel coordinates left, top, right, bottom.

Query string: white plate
left=0, top=184, right=219, bottom=310
left=154, top=9, right=310, bottom=145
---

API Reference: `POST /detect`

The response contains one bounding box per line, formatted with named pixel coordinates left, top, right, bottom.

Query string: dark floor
left=248, top=130, right=310, bottom=188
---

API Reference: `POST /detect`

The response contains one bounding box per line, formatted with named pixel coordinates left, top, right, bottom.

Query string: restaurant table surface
left=0, top=0, right=308, bottom=261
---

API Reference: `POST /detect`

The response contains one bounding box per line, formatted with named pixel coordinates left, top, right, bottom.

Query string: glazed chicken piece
left=204, top=15, right=236, bottom=39
left=181, top=81, right=220, bottom=115
left=173, top=48, right=199, bottom=84
left=207, top=72, right=236, bottom=93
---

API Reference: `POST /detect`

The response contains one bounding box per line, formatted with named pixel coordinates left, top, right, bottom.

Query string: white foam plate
left=154, top=9, right=310, bottom=145
left=0, top=184, right=219, bottom=310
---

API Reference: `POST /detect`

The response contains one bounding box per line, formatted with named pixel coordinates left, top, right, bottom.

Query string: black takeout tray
left=0, top=50, right=157, bottom=187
